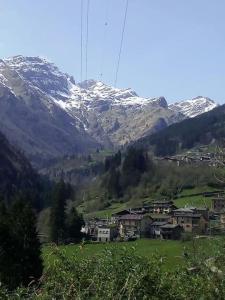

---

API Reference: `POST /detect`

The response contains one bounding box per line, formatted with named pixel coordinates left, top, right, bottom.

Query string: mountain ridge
left=135, top=104, right=225, bottom=156
left=169, top=96, right=218, bottom=118
left=0, top=55, right=218, bottom=166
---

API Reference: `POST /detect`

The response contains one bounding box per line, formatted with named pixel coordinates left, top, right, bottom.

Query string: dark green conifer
left=50, top=180, right=67, bottom=244
left=66, top=207, right=85, bottom=242
left=0, top=197, right=43, bottom=289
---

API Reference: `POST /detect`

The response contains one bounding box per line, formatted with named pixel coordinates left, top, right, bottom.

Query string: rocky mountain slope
left=0, top=55, right=218, bottom=166
left=169, top=96, right=218, bottom=118
left=0, top=56, right=99, bottom=165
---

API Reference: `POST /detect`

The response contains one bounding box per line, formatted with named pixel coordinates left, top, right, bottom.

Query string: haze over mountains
left=0, top=55, right=218, bottom=166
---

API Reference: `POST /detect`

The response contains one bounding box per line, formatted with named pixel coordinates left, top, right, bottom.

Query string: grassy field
left=83, top=186, right=221, bottom=219
left=174, top=195, right=211, bottom=208
left=43, top=237, right=222, bottom=271
left=174, top=186, right=220, bottom=208
left=84, top=202, right=127, bottom=219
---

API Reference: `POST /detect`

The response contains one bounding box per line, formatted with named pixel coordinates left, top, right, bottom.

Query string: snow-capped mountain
left=0, top=55, right=218, bottom=166
left=0, top=56, right=99, bottom=165
left=169, top=96, right=218, bottom=118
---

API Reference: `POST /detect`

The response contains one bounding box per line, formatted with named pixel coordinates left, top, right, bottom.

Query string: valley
left=2, top=1, right=225, bottom=298
left=0, top=59, right=225, bottom=299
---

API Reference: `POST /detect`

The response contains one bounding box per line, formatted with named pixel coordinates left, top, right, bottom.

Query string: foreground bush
left=40, top=247, right=171, bottom=299
left=2, top=241, right=225, bottom=299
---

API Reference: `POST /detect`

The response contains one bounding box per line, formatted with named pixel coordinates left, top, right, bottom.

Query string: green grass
left=44, top=238, right=223, bottom=271
left=83, top=186, right=221, bottom=218
left=174, top=186, right=220, bottom=208
left=179, top=186, right=219, bottom=196
left=84, top=202, right=127, bottom=219
left=174, top=195, right=212, bottom=208
left=43, top=239, right=185, bottom=270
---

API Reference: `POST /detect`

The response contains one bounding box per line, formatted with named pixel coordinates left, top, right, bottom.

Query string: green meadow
left=43, top=237, right=222, bottom=271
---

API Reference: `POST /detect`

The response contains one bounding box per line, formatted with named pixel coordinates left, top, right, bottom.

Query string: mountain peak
left=4, top=55, right=53, bottom=67
left=169, top=96, right=218, bottom=118
left=3, top=55, right=73, bottom=99
left=78, top=79, right=100, bottom=89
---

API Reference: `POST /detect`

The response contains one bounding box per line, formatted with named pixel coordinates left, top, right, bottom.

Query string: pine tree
left=0, top=199, right=15, bottom=288
left=106, top=167, right=123, bottom=198
left=65, top=207, right=85, bottom=242
left=104, top=151, right=122, bottom=172
left=10, top=198, right=43, bottom=288
left=0, top=197, right=43, bottom=289
left=121, top=147, right=148, bottom=188
left=50, top=180, right=68, bottom=244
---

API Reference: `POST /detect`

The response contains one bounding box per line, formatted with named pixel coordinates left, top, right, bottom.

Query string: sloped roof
left=160, top=224, right=181, bottom=229
left=119, top=214, right=145, bottom=220
left=152, top=200, right=174, bottom=204
left=151, top=221, right=168, bottom=226
left=149, top=214, right=171, bottom=219
left=174, top=214, right=202, bottom=218
left=173, top=208, right=195, bottom=213
left=112, top=210, right=131, bottom=216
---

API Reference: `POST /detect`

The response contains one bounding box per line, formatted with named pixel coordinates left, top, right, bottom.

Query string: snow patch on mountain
left=76, top=80, right=168, bottom=109
left=2, top=57, right=169, bottom=113
left=169, top=96, right=218, bottom=118
left=0, top=55, right=219, bottom=156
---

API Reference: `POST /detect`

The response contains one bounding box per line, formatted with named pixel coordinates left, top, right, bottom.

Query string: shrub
left=3, top=239, right=225, bottom=299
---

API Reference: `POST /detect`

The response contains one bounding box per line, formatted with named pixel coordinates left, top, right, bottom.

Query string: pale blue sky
left=0, top=0, right=225, bottom=103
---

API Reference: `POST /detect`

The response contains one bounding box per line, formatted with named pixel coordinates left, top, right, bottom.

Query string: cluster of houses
left=81, top=197, right=225, bottom=242
left=156, top=151, right=222, bottom=167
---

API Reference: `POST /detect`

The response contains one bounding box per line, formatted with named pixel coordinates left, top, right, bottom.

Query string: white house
left=97, top=226, right=118, bottom=242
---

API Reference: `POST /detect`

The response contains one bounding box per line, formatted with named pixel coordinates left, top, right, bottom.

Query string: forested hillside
left=136, top=104, right=225, bottom=156
left=0, top=130, right=48, bottom=209
left=73, top=147, right=224, bottom=216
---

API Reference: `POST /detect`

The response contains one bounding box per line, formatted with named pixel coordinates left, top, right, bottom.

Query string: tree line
left=103, top=147, right=152, bottom=199
left=0, top=179, right=85, bottom=291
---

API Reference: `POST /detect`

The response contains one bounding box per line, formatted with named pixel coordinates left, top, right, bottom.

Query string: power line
left=99, top=1, right=110, bottom=81
left=114, top=0, right=129, bottom=87
left=85, top=0, right=90, bottom=87
left=80, top=0, right=84, bottom=82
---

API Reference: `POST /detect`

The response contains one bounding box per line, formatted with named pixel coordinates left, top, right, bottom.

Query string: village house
left=172, top=207, right=208, bottom=234
left=160, top=224, right=183, bottom=240
left=81, top=217, right=114, bottom=240
left=97, top=225, right=118, bottom=242
left=212, top=196, right=225, bottom=213
left=146, top=200, right=177, bottom=214
left=195, top=207, right=209, bottom=220
left=218, top=211, right=225, bottom=231
left=119, top=214, right=152, bottom=238
left=149, top=213, right=172, bottom=223
left=150, top=221, right=168, bottom=238
left=111, top=209, right=136, bottom=222
left=81, top=223, right=98, bottom=240
left=111, top=207, right=147, bottom=222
